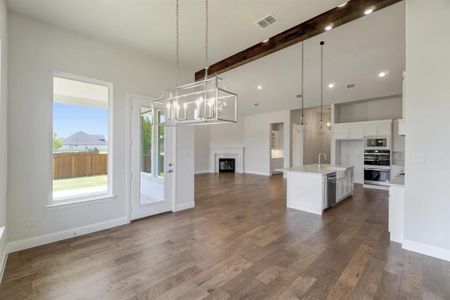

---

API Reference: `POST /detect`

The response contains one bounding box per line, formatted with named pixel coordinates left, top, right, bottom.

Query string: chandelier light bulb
left=208, top=98, right=215, bottom=108
left=196, top=97, right=203, bottom=107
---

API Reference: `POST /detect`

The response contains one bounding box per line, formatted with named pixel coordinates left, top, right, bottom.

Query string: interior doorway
left=270, top=122, right=285, bottom=175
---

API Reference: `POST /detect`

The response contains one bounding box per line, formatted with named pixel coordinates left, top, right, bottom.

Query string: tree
left=53, top=132, right=64, bottom=151
left=141, top=115, right=152, bottom=173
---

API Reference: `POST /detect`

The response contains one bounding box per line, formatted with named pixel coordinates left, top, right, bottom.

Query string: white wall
left=175, top=126, right=194, bottom=211
left=0, top=0, right=8, bottom=277
left=244, top=110, right=290, bottom=176
left=7, top=13, right=194, bottom=244
left=335, top=95, right=402, bottom=123
left=194, top=126, right=210, bottom=174
left=404, top=0, right=450, bottom=260
left=194, top=117, right=245, bottom=174
left=209, top=121, right=244, bottom=148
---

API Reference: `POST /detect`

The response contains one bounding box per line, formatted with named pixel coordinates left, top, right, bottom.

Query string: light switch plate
left=412, top=153, right=425, bottom=163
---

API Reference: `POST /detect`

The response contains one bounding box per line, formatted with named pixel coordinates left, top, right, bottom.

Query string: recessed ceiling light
left=262, top=38, right=269, bottom=43
left=328, top=83, right=335, bottom=88
left=378, top=71, right=387, bottom=78
left=364, top=7, right=374, bottom=15
left=337, top=1, right=348, bottom=8
left=257, top=85, right=262, bottom=90
left=325, top=24, right=333, bottom=31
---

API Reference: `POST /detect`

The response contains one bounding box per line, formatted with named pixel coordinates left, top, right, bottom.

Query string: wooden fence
left=53, top=152, right=107, bottom=179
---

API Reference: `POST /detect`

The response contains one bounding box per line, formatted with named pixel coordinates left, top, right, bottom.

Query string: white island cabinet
left=389, top=175, right=405, bottom=243
left=280, top=164, right=354, bottom=216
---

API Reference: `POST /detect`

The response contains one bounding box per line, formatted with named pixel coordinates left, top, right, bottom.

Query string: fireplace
left=219, top=158, right=236, bottom=173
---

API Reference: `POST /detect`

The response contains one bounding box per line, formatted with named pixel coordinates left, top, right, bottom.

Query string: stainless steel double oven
left=364, top=137, right=391, bottom=186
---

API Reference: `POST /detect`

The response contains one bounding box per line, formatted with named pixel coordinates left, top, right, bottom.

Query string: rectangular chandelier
left=153, top=76, right=237, bottom=126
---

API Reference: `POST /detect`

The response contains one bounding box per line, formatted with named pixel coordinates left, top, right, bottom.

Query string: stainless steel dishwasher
left=325, top=172, right=337, bottom=209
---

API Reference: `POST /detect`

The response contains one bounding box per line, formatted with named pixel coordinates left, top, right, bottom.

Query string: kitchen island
left=280, top=164, right=354, bottom=215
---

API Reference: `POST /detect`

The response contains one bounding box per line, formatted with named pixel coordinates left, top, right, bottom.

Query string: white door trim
left=127, top=94, right=176, bottom=221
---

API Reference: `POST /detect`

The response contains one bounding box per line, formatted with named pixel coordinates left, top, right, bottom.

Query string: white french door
left=130, top=95, right=175, bottom=220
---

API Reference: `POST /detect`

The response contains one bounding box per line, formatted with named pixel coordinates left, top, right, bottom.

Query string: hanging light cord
left=176, top=0, right=180, bottom=85
left=301, top=41, right=304, bottom=126
left=204, top=0, right=209, bottom=80
left=320, top=41, right=324, bottom=130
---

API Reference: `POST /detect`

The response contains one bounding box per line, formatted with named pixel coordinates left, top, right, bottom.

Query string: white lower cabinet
left=389, top=184, right=404, bottom=243
left=336, top=167, right=354, bottom=203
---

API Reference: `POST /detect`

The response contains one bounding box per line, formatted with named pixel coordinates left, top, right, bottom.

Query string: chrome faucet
left=318, top=153, right=327, bottom=169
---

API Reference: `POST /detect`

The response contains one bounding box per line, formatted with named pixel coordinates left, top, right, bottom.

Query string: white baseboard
left=173, top=202, right=195, bottom=212
left=195, top=170, right=211, bottom=175
left=363, top=184, right=389, bottom=190
left=7, top=217, right=129, bottom=254
left=244, top=171, right=271, bottom=176
left=403, top=239, right=450, bottom=262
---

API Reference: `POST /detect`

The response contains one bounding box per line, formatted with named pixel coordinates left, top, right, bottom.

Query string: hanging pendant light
left=319, top=40, right=332, bottom=131
left=154, top=0, right=238, bottom=126
left=320, top=41, right=325, bottom=131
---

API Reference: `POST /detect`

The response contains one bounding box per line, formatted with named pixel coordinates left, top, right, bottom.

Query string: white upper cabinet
left=363, top=124, right=377, bottom=136
left=334, top=125, right=350, bottom=140
left=333, top=120, right=392, bottom=140
left=348, top=124, right=363, bottom=139
left=398, top=119, right=406, bottom=136
left=376, top=122, right=392, bottom=136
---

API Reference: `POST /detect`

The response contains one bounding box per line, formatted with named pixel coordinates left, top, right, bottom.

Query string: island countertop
left=277, top=164, right=353, bottom=175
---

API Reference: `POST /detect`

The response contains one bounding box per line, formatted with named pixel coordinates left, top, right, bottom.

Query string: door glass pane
left=158, top=110, right=165, bottom=177
left=139, top=106, right=163, bottom=205
left=141, top=107, right=152, bottom=174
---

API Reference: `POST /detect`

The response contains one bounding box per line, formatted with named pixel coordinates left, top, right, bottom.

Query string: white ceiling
left=221, top=1, right=405, bottom=115
left=8, top=0, right=405, bottom=115
left=7, top=0, right=345, bottom=69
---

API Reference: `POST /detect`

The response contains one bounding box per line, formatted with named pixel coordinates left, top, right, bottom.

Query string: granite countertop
left=390, top=175, right=405, bottom=187
left=277, top=164, right=353, bottom=175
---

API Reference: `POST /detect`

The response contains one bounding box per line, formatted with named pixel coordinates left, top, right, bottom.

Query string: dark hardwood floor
left=1, top=173, right=449, bottom=299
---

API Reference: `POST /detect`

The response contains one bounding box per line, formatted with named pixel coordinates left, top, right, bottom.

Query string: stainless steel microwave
left=364, top=137, right=390, bottom=150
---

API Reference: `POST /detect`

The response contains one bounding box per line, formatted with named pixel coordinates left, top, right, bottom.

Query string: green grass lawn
left=53, top=175, right=107, bottom=192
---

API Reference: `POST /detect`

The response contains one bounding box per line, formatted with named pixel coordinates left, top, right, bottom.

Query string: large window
left=52, top=74, right=112, bottom=202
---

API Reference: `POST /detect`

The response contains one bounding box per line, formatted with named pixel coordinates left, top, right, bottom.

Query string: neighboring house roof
left=63, top=131, right=107, bottom=146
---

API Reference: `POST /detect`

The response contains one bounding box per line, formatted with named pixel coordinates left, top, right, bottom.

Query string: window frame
left=50, top=71, right=114, bottom=205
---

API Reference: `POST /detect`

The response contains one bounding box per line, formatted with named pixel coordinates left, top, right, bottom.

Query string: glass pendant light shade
left=154, top=76, right=237, bottom=126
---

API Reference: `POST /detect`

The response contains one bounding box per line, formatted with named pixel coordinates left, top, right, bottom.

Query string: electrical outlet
left=28, top=217, right=36, bottom=228
left=412, top=153, right=425, bottom=163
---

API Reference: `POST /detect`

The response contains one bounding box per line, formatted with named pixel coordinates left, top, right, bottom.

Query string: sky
left=53, top=103, right=108, bottom=139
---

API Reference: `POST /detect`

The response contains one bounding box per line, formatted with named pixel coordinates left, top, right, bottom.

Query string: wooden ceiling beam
left=195, top=0, right=402, bottom=81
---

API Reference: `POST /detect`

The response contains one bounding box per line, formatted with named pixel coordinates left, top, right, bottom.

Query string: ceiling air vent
left=256, top=14, right=278, bottom=28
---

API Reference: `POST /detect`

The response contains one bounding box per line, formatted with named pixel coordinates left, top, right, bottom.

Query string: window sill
left=47, top=194, right=117, bottom=208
